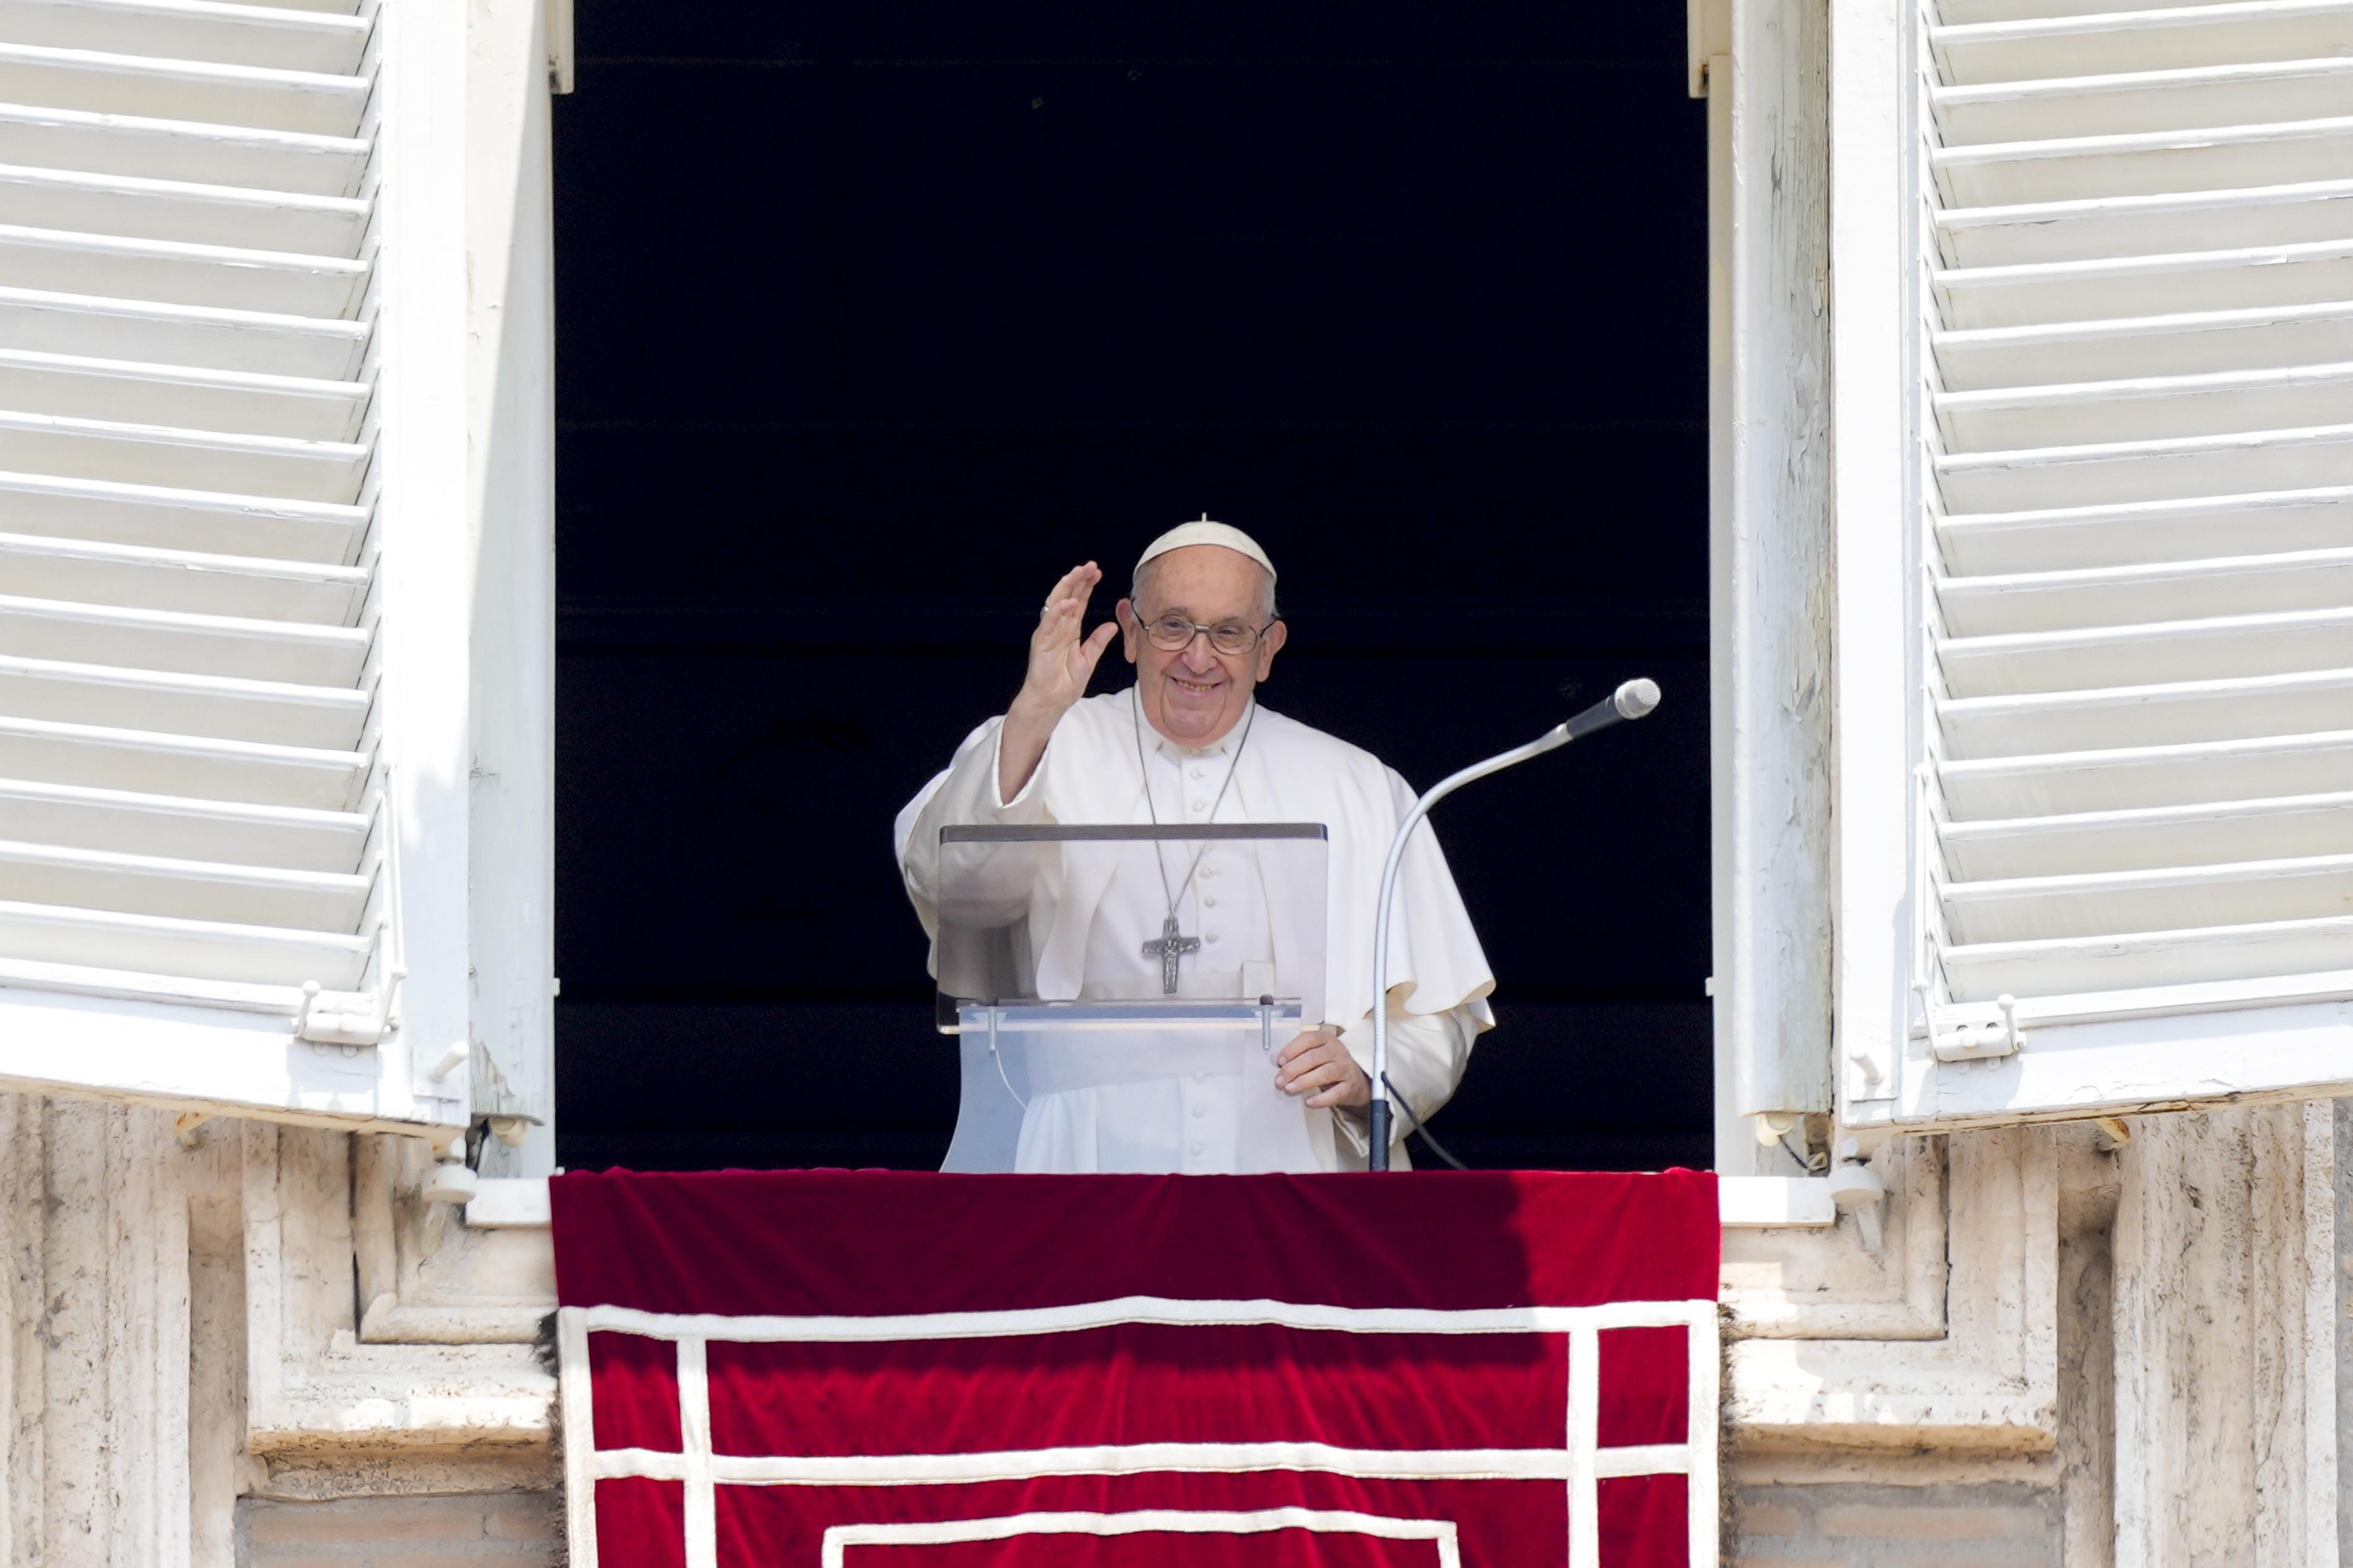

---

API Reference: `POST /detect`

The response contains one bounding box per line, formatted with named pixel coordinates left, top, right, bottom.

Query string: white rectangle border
left=823, top=1508, right=1461, bottom=1568
left=575, top=1294, right=1711, bottom=1343
left=559, top=1295, right=1720, bottom=1568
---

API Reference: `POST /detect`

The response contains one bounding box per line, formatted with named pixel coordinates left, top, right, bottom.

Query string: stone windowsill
left=463, top=1174, right=1836, bottom=1230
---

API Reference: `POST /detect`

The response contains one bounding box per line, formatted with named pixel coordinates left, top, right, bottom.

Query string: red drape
left=554, top=1170, right=1718, bottom=1568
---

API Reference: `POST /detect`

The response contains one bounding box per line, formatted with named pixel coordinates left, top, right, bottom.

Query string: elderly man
left=895, top=519, right=1494, bottom=1172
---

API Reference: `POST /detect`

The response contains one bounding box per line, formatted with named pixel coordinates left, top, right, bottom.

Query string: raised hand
left=1017, top=561, right=1118, bottom=717
left=998, top=562, right=1118, bottom=802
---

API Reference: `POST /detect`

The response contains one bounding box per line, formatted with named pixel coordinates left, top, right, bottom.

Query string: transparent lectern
left=933, top=823, right=1329, bottom=1172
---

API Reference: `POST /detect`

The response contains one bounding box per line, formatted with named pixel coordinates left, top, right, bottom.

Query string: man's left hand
left=1273, top=1026, right=1370, bottom=1110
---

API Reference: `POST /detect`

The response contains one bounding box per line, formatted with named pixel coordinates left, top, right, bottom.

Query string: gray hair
left=1131, top=556, right=1279, bottom=624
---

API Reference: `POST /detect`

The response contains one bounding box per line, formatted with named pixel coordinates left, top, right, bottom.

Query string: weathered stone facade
left=0, top=1091, right=2334, bottom=1561
left=1733, top=1483, right=2062, bottom=1567
left=0, top=0, right=2336, bottom=1546
left=239, top=1496, right=558, bottom=1568
left=0, top=1101, right=550, bottom=1564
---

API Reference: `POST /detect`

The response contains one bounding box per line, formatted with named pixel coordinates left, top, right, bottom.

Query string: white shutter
left=0, top=0, right=479, bottom=1132
left=1877, top=0, right=2353, bottom=1124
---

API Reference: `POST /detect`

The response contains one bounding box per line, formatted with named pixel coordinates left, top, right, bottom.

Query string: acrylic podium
left=932, top=823, right=1329, bottom=1172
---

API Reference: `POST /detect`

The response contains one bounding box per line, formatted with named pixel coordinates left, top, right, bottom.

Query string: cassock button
left=1190, top=1142, right=1205, bottom=1157
left=1189, top=800, right=1206, bottom=813
left=1191, top=1103, right=1206, bottom=1120
left=1204, top=896, right=1218, bottom=909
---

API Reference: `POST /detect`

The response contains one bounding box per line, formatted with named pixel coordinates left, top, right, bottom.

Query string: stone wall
left=0, top=1091, right=2333, bottom=1563
left=238, top=1496, right=557, bottom=1567
left=1733, top=1483, right=2061, bottom=1567
left=231, top=1486, right=2072, bottom=1568
left=2339, top=1098, right=2352, bottom=1563
left=227, top=1480, right=2120, bottom=1568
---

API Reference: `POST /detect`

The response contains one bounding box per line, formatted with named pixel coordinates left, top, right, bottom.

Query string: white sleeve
left=894, top=717, right=1055, bottom=942
left=1328, top=1000, right=1478, bottom=1161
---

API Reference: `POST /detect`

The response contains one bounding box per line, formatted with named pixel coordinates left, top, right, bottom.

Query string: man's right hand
left=999, top=561, right=1117, bottom=802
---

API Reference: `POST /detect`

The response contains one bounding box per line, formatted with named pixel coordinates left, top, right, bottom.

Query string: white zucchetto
left=1134, top=516, right=1277, bottom=585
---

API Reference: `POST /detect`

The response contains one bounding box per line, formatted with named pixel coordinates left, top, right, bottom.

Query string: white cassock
left=895, top=690, right=1495, bottom=1172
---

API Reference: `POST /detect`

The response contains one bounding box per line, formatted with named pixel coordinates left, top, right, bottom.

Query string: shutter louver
left=1907, top=0, right=2353, bottom=1099
left=0, top=0, right=456, bottom=1113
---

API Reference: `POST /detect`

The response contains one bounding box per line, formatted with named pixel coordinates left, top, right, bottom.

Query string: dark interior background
left=551, top=2, right=1713, bottom=1172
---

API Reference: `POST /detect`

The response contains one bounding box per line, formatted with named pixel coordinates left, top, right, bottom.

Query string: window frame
left=1826, top=0, right=2353, bottom=1132
left=0, top=0, right=566, bottom=1148
left=1700, top=0, right=1842, bottom=1171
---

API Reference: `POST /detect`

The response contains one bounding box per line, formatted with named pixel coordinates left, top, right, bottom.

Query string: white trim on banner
left=677, top=1337, right=715, bottom=1568
left=555, top=1295, right=1722, bottom=1568
left=1568, top=1325, right=1601, bottom=1568
left=820, top=1508, right=1464, bottom=1568
left=558, top=1305, right=599, bottom=1568
left=594, top=1439, right=1585, bottom=1484
left=578, top=1294, right=1710, bottom=1343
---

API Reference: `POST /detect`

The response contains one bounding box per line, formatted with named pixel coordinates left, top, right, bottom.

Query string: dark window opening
left=553, top=2, right=1712, bottom=1172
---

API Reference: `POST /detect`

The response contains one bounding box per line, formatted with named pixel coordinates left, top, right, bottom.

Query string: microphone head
left=1612, top=678, right=1662, bottom=721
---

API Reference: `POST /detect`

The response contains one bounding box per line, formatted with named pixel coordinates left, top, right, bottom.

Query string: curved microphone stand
left=1367, top=677, right=1662, bottom=1171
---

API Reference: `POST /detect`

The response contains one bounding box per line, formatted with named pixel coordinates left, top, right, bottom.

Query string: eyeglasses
left=1134, top=612, right=1277, bottom=657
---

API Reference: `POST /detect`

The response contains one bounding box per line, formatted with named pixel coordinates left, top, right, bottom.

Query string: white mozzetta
left=0, top=0, right=473, bottom=1131
left=1859, top=0, right=2353, bottom=1125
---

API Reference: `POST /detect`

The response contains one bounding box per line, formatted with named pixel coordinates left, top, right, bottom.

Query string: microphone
left=1366, top=675, right=1663, bottom=1169
left=1565, top=677, right=1663, bottom=740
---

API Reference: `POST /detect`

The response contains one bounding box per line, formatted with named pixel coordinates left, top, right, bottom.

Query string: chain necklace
left=1131, top=685, right=1258, bottom=994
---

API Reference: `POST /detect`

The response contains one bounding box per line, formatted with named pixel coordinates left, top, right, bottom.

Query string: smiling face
left=1116, top=544, right=1286, bottom=748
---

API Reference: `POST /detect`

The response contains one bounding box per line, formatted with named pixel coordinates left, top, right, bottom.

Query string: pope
left=895, top=519, right=1495, bottom=1172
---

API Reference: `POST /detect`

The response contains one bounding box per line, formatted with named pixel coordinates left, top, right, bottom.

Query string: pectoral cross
left=1141, top=915, right=1200, bottom=995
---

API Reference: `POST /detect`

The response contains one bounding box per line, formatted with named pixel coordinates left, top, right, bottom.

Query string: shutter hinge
left=294, top=965, right=406, bottom=1047
left=1918, top=986, right=2024, bottom=1062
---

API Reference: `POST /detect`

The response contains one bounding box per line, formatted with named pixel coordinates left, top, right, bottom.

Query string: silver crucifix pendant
left=1141, top=914, right=1201, bottom=995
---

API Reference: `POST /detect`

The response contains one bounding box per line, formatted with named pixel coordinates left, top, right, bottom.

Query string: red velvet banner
left=552, top=1171, right=1719, bottom=1568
